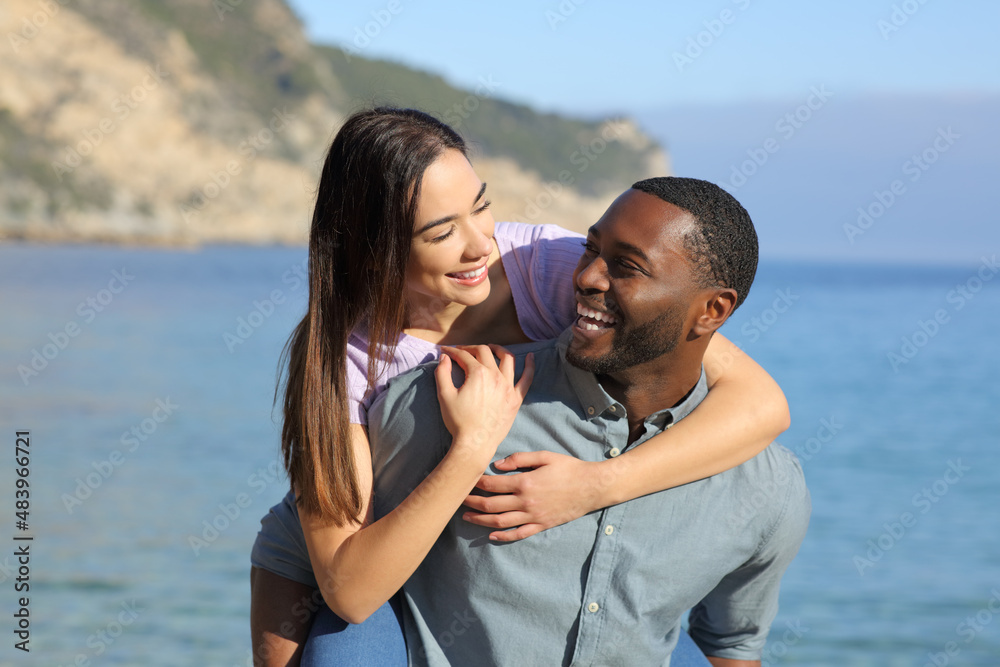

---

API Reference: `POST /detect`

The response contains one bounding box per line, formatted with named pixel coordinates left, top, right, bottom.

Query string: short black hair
left=631, top=176, right=758, bottom=310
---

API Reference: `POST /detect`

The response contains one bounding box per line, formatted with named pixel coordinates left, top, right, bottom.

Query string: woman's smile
left=447, top=262, right=489, bottom=285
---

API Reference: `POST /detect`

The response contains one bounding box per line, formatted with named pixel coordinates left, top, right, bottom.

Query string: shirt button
left=608, top=447, right=620, bottom=457
left=604, top=525, right=614, bottom=536
left=587, top=406, right=595, bottom=415
left=587, top=602, right=600, bottom=613
left=609, top=405, right=616, bottom=413
left=665, top=421, right=673, bottom=429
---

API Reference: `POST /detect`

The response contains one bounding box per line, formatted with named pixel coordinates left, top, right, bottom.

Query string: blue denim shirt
left=368, top=331, right=810, bottom=665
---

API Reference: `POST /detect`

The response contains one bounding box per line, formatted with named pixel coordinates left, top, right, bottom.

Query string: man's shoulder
left=369, top=338, right=563, bottom=428
left=738, top=442, right=811, bottom=542
left=711, top=442, right=809, bottom=529
left=759, top=442, right=806, bottom=476
left=749, top=442, right=808, bottom=493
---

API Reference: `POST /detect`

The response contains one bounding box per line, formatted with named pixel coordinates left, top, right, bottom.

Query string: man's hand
left=461, top=451, right=605, bottom=542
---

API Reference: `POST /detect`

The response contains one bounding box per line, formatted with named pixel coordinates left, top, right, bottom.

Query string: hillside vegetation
left=0, top=0, right=668, bottom=244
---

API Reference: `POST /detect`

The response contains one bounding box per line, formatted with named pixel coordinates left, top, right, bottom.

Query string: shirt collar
left=555, top=329, right=709, bottom=428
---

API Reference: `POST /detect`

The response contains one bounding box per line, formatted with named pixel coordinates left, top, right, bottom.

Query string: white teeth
left=576, top=303, right=617, bottom=325
left=452, top=265, right=486, bottom=280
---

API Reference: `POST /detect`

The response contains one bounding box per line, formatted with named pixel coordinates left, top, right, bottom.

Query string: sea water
left=0, top=244, right=997, bottom=666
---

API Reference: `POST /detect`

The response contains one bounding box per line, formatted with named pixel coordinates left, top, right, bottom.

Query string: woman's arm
left=462, top=333, right=788, bottom=541
left=302, top=346, right=533, bottom=622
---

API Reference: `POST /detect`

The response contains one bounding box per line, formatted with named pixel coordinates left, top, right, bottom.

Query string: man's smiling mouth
left=575, top=303, right=618, bottom=331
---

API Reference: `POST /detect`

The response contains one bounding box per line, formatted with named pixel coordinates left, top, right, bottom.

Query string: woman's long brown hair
left=279, top=108, right=466, bottom=525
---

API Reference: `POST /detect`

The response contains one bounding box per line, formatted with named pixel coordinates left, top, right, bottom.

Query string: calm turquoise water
left=0, top=244, right=998, bottom=666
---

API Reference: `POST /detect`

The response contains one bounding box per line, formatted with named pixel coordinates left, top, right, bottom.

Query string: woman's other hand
left=435, top=344, right=534, bottom=470
left=461, top=451, right=608, bottom=542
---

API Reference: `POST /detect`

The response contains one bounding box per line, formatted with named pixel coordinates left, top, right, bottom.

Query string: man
left=367, top=177, right=810, bottom=665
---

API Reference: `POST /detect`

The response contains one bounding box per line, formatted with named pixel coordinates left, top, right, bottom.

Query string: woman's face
left=406, top=148, right=496, bottom=312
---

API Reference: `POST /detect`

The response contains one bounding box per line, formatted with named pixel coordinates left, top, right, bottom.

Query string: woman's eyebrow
left=415, top=182, right=488, bottom=235
left=473, top=181, right=487, bottom=204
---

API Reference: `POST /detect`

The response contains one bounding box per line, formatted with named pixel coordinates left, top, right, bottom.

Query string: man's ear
left=692, top=288, right=738, bottom=336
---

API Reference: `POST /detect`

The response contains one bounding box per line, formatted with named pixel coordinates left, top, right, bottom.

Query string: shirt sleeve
left=345, top=336, right=372, bottom=425
left=687, top=452, right=811, bottom=661
left=495, top=222, right=584, bottom=340
left=346, top=329, right=440, bottom=426
left=250, top=490, right=317, bottom=589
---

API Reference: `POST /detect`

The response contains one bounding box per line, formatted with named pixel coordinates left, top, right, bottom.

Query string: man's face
left=566, top=189, right=699, bottom=375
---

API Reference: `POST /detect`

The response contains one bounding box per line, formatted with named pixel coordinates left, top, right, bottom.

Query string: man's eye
left=616, top=258, right=644, bottom=274
left=581, top=241, right=598, bottom=254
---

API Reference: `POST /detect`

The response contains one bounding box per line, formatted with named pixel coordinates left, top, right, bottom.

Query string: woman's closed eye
left=429, top=201, right=490, bottom=244
left=430, top=227, right=455, bottom=244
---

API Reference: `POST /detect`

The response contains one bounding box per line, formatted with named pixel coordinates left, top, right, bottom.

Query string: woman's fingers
left=462, top=492, right=522, bottom=514
left=514, top=352, right=534, bottom=398
left=451, top=344, right=499, bottom=369
left=448, top=345, right=533, bottom=397
left=462, top=510, right=532, bottom=529
left=439, top=345, right=480, bottom=373
left=487, top=344, right=516, bottom=383
left=485, top=345, right=534, bottom=393
left=488, top=524, right=543, bottom=543
left=491, top=450, right=549, bottom=471
left=434, top=353, right=455, bottom=401
left=436, top=345, right=534, bottom=465
left=473, top=473, right=521, bottom=494
left=446, top=345, right=501, bottom=390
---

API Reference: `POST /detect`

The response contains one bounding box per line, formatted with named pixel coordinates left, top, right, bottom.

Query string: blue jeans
left=674, top=628, right=713, bottom=666
left=301, top=598, right=709, bottom=666
left=301, top=598, right=407, bottom=667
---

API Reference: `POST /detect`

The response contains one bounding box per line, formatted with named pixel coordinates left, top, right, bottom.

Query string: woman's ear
left=691, top=288, right=738, bottom=337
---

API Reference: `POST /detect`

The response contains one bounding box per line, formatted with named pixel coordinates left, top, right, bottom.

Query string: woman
left=250, top=108, right=789, bottom=666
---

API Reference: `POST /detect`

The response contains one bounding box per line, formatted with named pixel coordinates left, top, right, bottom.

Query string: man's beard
left=567, top=307, right=685, bottom=375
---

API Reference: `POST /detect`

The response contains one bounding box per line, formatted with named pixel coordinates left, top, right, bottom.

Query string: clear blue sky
left=286, top=0, right=999, bottom=264
left=287, top=0, right=1000, bottom=115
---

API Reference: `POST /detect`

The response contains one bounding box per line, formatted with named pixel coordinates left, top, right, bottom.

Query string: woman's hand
left=435, top=344, right=534, bottom=470
left=461, top=451, right=607, bottom=542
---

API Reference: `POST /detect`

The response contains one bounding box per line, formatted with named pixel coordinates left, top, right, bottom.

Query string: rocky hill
left=0, top=0, right=669, bottom=245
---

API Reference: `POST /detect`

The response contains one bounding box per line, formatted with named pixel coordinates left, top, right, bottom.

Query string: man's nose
left=575, top=256, right=610, bottom=292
